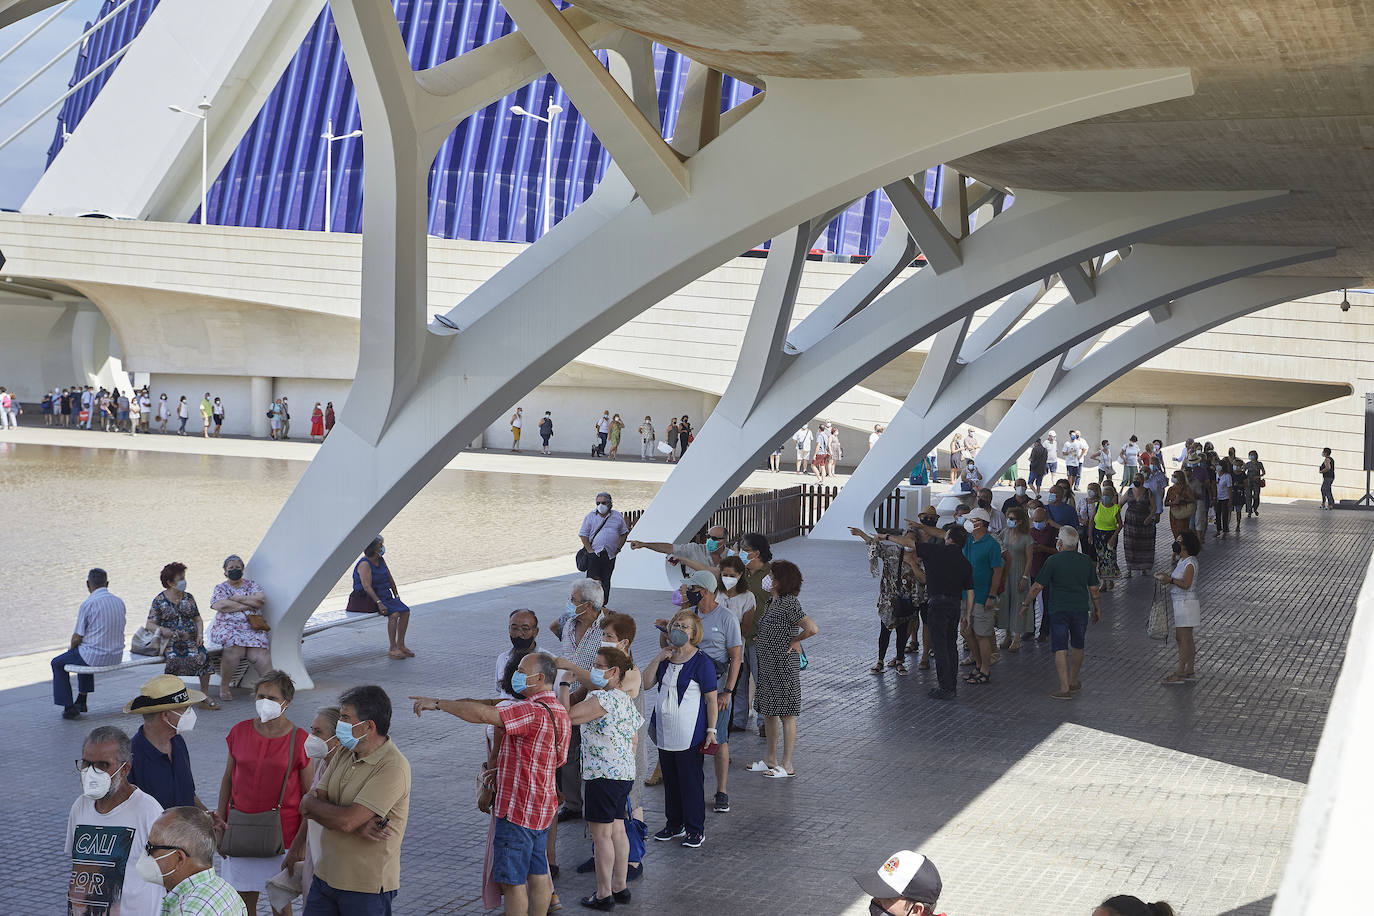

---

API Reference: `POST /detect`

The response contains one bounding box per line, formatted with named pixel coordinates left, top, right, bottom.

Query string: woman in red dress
left=310, top=402, right=324, bottom=441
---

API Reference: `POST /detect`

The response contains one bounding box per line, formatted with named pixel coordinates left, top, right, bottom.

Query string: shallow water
left=0, top=442, right=665, bottom=656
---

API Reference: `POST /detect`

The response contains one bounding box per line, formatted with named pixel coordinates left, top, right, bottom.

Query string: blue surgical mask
left=1032, top=521, right=1047, bottom=530
left=335, top=720, right=362, bottom=750
left=589, top=668, right=609, bottom=688
left=567, top=599, right=583, bottom=616
left=378, top=545, right=386, bottom=557
left=1045, top=493, right=1057, bottom=504
left=511, top=671, right=539, bottom=694
left=705, top=538, right=721, bottom=553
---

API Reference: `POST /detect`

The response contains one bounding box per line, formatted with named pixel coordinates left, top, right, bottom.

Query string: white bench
left=64, top=610, right=377, bottom=685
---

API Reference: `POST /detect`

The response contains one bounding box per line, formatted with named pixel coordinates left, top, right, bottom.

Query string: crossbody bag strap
left=273, top=728, right=299, bottom=811
left=533, top=700, right=561, bottom=749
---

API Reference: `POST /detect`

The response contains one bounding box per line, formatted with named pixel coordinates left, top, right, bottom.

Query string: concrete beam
left=0, top=0, right=61, bottom=30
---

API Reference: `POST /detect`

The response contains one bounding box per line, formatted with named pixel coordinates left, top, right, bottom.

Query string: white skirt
left=219, top=851, right=284, bottom=893
left=1173, top=595, right=1201, bottom=628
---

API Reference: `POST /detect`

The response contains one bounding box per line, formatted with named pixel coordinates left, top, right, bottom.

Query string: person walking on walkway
left=177, top=395, right=190, bottom=435
left=209, top=554, right=272, bottom=704
left=1214, top=459, right=1234, bottom=536
left=510, top=406, right=523, bottom=451
left=1120, top=435, right=1141, bottom=483
left=1157, top=531, right=1202, bottom=685
left=538, top=410, right=553, bottom=454
left=1164, top=471, right=1196, bottom=540
left=1092, top=439, right=1116, bottom=486
left=310, top=402, right=324, bottom=441
left=156, top=392, right=170, bottom=433
left=848, top=525, right=922, bottom=675
left=745, top=560, right=819, bottom=779
left=52, top=568, right=126, bottom=719
left=352, top=536, right=413, bottom=659
left=1022, top=527, right=1101, bottom=700
left=215, top=670, right=312, bottom=913
left=665, top=418, right=679, bottom=462
left=594, top=411, right=611, bottom=457
left=678, top=415, right=694, bottom=458
left=302, top=686, right=410, bottom=916
left=143, top=807, right=246, bottom=915
left=279, top=397, right=292, bottom=439
left=607, top=413, right=624, bottom=460
left=1319, top=447, right=1336, bottom=508
left=127, top=393, right=140, bottom=436
left=199, top=393, right=213, bottom=438
left=212, top=397, right=225, bottom=437
left=146, top=563, right=218, bottom=710
left=324, top=401, right=336, bottom=438
left=794, top=425, right=813, bottom=474
left=1244, top=449, right=1266, bottom=516
left=960, top=508, right=1003, bottom=685
left=413, top=657, right=566, bottom=916
left=1029, top=435, right=1050, bottom=495
left=579, top=492, right=630, bottom=601
left=812, top=424, right=831, bottom=483
left=638, top=415, right=656, bottom=461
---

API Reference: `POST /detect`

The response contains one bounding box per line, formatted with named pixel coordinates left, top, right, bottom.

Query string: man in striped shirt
left=52, top=568, right=126, bottom=719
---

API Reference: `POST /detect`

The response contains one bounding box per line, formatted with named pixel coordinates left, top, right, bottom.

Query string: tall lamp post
left=169, top=97, right=212, bottom=225
left=510, top=96, right=563, bottom=236
left=321, top=119, right=363, bottom=232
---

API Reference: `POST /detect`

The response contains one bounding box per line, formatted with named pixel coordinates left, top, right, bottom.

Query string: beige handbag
left=220, top=729, right=296, bottom=858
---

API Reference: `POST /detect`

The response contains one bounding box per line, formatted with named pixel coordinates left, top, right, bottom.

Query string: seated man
left=52, top=568, right=126, bottom=719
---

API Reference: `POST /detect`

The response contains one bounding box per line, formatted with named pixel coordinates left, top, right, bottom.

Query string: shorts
left=1048, top=613, right=1088, bottom=651
left=713, top=697, right=731, bottom=743
left=584, top=778, right=633, bottom=823
left=970, top=602, right=995, bottom=637
left=1172, top=596, right=1201, bottom=628
left=813, top=454, right=827, bottom=467
left=492, top=816, right=549, bottom=885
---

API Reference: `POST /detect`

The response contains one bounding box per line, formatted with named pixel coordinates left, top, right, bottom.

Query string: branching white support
left=671, top=61, right=723, bottom=157
left=887, top=176, right=962, bottom=273
left=1060, top=261, right=1096, bottom=303
left=798, top=237, right=1332, bottom=540
left=938, top=167, right=969, bottom=238
left=958, top=279, right=1050, bottom=360
left=502, top=0, right=689, bottom=211
left=905, top=317, right=973, bottom=417
left=972, top=275, right=1355, bottom=481
left=246, top=39, right=1198, bottom=681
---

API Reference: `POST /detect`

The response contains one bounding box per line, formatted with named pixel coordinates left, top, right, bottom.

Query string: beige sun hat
left=123, top=673, right=206, bottom=714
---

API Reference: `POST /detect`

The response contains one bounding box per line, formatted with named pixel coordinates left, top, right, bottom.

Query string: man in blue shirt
left=960, top=509, right=1003, bottom=684
left=125, top=675, right=215, bottom=820
left=1043, top=482, right=1080, bottom=534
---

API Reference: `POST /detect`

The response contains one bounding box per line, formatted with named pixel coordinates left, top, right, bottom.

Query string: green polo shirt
left=1035, top=551, right=1100, bottom=616
left=962, top=532, right=1003, bottom=604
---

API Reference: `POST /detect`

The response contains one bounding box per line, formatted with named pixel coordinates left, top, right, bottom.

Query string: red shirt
left=495, top=690, right=571, bottom=830
left=226, top=720, right=310, bottom=847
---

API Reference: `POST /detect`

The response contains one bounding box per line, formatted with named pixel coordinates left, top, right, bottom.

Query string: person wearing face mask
left=1023, top=527, right=1102, bottom=700
left=959, top=458, right=983, bottom=493
left=647, top=610, right=718, bottom=845
left=593, top=410, right=611, bottom=456
left=555, top=647, right=643, bottom=909
left=1092, top=438, right=1116, bottom=485
left=848, top=524, right=924, bottom=676
left=497, top=609, right=541, bottom=698
left=52, top=567, right=126, bottom=720
left=510, top=406, right=523, bottom=451
left=1164, top=470, right=1196, bottom=539
left=550, top=579, right=607, bottom=822
left=1214, top=460, right=1234, bottom=536
left=747, top=560, right=819, bottom=778
left=734, top=532, right=773, bottom=735
left=351, top=535, right=413, bottom=659
left=954, top=509, right=1002, bottom=684
left=1120, top=435, right=1141, bottom=483
left=126, top=675, right=217, bottom=818
left=579, top=491, right=630, bottom=601
left=678, top=414, right=693, bottom=457
left=1062, top=430, right=1087, bottom=489
left=606, top=412, right=624, bottom=460
left=156, top=391, right=170, bottom=432
left=629, top=522, right=731, bottom=589
left=215, top=670, right=313, bottom=913
left=1156, top=531, right=1202, bottom=685
left=976, top=488, right=1006, bottom=539
left=638, top=415, right=656, bottom=461
left=1043, top=481, right=1080, bottom=536
left=998, top=509, right=1034, bottom=652
left=889, top=523, right=973, bottom=699
left=853, top=849, right=945, bottom=916
left=1243, top=449, right=1266, bottom=516
left=146, top=562, right=218, bottom=710
left=538, top=410, right=554, bottom=454
left=1144, top=442, right=1168, bottom=514
left=274, top=705, right=342, bottom=912
left=140, top=807, right=245, bottom=915
left=209, top=554, right=272, bottom=705
left=1001, top=478, right=1033, bottom=514
left=1027, top=508, right=1059, bottom=643
left=411, top=659, right=564, bottom=916
left=66, top=726, right=166, bottom=916
left=1092, top=485, right=1122, bottom=590
left=1121, top=476, right=1158, bottom=578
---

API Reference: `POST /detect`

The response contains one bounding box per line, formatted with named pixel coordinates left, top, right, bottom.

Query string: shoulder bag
left=890, top=546, right=919, bottom=621
left=130, top=626, right=166, bottom=657
left=220, top=728, right=297, bottom=858
left=1148, top=580, right=1170, bottom=641
left=575, top=514, right=611, bottom=572
left=482, top=701, right=560, bottom=813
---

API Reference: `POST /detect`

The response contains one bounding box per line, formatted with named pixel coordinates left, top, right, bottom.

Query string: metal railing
left=621, top=483, right=905, bottom=541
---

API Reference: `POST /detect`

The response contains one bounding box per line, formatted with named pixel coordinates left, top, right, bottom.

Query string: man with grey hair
left=550, top=578, right=606, bottom=821
left=578, top=491, right=629, bottom=600
left=52, top=567, right=126, bottom=719
left=67, top=725, right=165, bottom=915
left=629, top=521, right=731, bottom=586
left=142, top=807, right=244, bottom=914
left=1022, top=525, right=1102, bottom=700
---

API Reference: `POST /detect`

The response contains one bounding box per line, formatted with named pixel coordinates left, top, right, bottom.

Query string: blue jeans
left=304, top=877, right=396, bottom=915
left=51, top=646, right=93, bottom=708
left=1049, top=613, right=1088, bottom=652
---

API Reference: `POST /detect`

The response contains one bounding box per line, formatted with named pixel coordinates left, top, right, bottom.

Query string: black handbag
left=890, top=546, right=919, bottom=620
left=575, top=514, right=611, bottom=572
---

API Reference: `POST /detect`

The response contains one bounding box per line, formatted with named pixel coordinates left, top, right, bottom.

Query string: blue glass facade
left=51, top=0, right=937, bottom=254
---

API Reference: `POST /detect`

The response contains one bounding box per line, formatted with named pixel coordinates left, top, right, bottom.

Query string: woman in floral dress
left=209, top=554, right=272, bottom=703
left=847, top=524, right=924, bottom=674
left=145, top=561, right=217, bottom=709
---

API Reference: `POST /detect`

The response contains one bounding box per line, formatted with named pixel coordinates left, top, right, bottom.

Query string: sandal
left=963, top=671, right=990, bottom=685
left=197, top=698, right=220, bottom=710
left=1007, top=639, right=1021, bottom=653
left=387, top=649, right=407, bottom=659
left=762, top=766, right=795, bottom=779
left=869, top=662, right=885, bottom=674
left=1050, top=689, right=1073, bottom=700
left=1161, top=673, right=1188, bottom=685
left=746, top=761, right=773, bottom=773
left=886, top=658, right=900, bottom=669
left=917, top=658, right=931, bottom=670
left=1069, top=680, right=1082, bottom=691
left=894, top=662, right=909, bottom=675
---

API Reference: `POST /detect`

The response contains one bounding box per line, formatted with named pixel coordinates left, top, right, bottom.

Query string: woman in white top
left=1155, top=530, right=1201, bottom=684
left=1092, top=439, right=1115, bottom=485
left=1119, top=435, right=1141, bottom=481
left=645, top=611, right=717, bottom=849
left=560, top=647, right=643, bottom=908
left=156, top=393, right=170, bottom=433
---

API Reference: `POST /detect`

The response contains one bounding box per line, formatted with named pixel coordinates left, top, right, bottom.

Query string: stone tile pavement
left=7, top=503, right=1369, bottom=915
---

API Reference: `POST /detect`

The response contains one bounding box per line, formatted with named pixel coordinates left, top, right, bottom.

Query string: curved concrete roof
left=574, top=0, right=1374, bottom=283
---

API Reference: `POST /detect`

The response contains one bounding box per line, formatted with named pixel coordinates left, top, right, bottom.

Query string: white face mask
left=599, top=640, right=621, bottom=650
left=761, top=574, right=773, bottom=592
left=255, top=698, right=284, bottom=723
left=80, top=762, right=124, bottom=799
left=303, top=734, right=332, bottom=759
left=135, top=849, right=176, bottom=886
left=596, top=504, right=609, bottom=515
left=168, top=707, right=196, bottom=735
left=721, top=576, right=740, bottom=591
left=1015, top=486, right=1026, bottom=496
left=963, top=519, right=976, bottom=533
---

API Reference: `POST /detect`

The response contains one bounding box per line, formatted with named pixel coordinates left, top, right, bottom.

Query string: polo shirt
left=962, top=532, right=1003, bottom=604
left=913, top=542, right=974, bottom=600
left=314, top=738, right=411, bottom=894
left=1035, top=551, right=1100, bottom=616
left=130, top=727, right=197, bottom=809
left=1046, top=502, right=1079, bottom=530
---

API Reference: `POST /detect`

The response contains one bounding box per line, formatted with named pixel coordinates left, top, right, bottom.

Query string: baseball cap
left=965, top=507, right=991, bottom=525
left=854, top=850, right=942, bottom=904
left=683, top=569, right=717, bottom=592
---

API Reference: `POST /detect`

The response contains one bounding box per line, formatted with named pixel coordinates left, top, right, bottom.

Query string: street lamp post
left=168, top=97, right=212, bottom=225
left=321, top=119, right=363, bottom=232
left=510, top=96, right=564, bottom=236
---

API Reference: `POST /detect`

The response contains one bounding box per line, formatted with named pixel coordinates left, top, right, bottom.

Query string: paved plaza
left=7, top=503, right=1369, bottom=915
